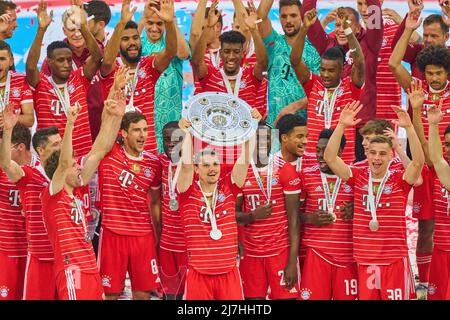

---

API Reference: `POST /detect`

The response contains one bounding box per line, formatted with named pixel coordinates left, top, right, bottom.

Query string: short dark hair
left=319, top=128, right=346, bottom=151
left=276, top=114, right=307, bottom=141
left=0, top=1, right=17, bottom=15
left=219, top=31, right=246, bottom=47
left=423, top=14, right=449, bottom=34
left=194, top=148, right=219, bottom=165
left=10, top=123, right=31, bottom=151
left=369, top=135, right=393, bottom=148
left=124, top=20, right=139, bottom=31
left=279, top=0, right=302, bottom=10
left=47, top=41, right=71, bottom=59
left=0, top=40, right=12, bottom=55
left=416, top=44, right=450, bottom=73
left=84, top=0, right=112, bottom=25
left=162, top=121, right=179, bottom=132
left=205, top=6, right=223, bottom=26
left=322, top=46, right=346, bottom=65
left=445, top=124, right=450, bottom=136
left=121, top=111, right=147, bottom=132
left=44, top=150, right=60, bottom=179
left=32, top=126, right=59, bottom=152
left=359, top=119, right=394, bottom=136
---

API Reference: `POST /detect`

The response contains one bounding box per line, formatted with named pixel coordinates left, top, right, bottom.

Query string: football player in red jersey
left=429, top=106, right=450, bottom=191
left=324, top=101, right=424, bottom=300
left=0, top=1, right=18, bottom=41
left=176, top=109, right=262, bottom=300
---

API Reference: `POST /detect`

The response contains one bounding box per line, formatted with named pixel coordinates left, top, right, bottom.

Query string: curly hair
left=416, top=45, right=450, bottom=73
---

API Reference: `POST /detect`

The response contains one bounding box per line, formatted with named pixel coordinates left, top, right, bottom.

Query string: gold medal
left=431, top=93, right=440, bottom=102
left=132, top=163, right=140, bottom=173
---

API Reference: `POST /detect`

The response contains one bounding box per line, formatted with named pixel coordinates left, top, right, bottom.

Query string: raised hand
left=338, top=101, right=363, bottom=128
left=405, top=10, right=423, bottom=30
left=113, top=66, right=132, bottom=91
left=303, top=8, right=318, bottom=29
left=382, top=8, right=403, bottom=25
left=206, top=0, right=221, bottom=28
left=0, top=104, right=19, bottom=130
left=427, top=102, right=444, bottom=125
left=408, top=0, right=424, bottom=15
left=337, top=7, right=350, bottom=30
left=242, top=1, right=259, bottom=31
left=104, top=97, right=126, bottom=118
left=391, top=105, right=413, bottom=128
left=178, top=118, right=191, bottom=132
left=149, top=0, right=175, bottom=23
left=322, top=9, right=337, bottom=27
left=120, top=0, right=137, bottom=24
left=67, top=0, right=87, bottom=29
left=383, top=128, right=401, bottom=150
left=37, top=0, right=53, bottom=30
left=407, top=79, right=425, bottom=110
left=251, top=108, right=262, bottom=122
left=440, top=0, right=450, bottom=27
left=67, top=104, right=81, bottom=126
left=0, top=13, right=13, bottom=34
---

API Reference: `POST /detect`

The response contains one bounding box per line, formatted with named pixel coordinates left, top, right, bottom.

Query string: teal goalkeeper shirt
left=263, top=28, right=321, bottom=125
left=141, top=35, right=190, bottom=153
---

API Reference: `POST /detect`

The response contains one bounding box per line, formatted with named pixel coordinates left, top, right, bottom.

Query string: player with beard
left=235, top=121, right=301, bottom=300
left=290, top=8, right=364, bottom=165
left=257, top=0, right=320, bottom=126
left=157, top=121, right=187, bottom=300
left=26, top=0, right=102, bottom=158
left=324, top=101, right=424, bottom=300
left=176, top=109, right=261, bottom=300
left=0, top=1, right=17, bottom=41
left=100, top=0, right=176, bottom=154
left=0, top=41, right=34, bottom=128
left=299, top=129, right=356, bottom=300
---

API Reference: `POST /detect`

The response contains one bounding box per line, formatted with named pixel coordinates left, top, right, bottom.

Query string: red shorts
left=158, top=248, right=188, bottom=295
left=428, top=248, right=450, bottom=300
left=358, top=257, right=416, bottom=300
left=412, top=179, right=434, bottom=220
left=300, top=248, right=357, bottom=300
left=98, top=227, right=159, bottom=294
left=0, top=251, right=26, bottom=300
left=239, top=248, right=300, bottom=299
left=23, top=254, right=57, bottom=300
left=184, top=267, right=244, bottom=300
left=55, top=268, right=104, bottom=300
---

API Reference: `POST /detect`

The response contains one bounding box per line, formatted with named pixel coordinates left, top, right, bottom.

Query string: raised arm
left=324, top=101, right=363, bottom=181
left=100, top=0, right=136, bottom=77
left=242, top=1, right=268, bottom=80
left=256, top=0, right=274, bottom=39
left=176, top=118, right=194, bottom=193
left=50, top=105, right=80, bottom=195
left=389, top=11, right=422, bottom=91
left=343, top=13, right=365, bottom=88
left=232, top=109, right=262, bottom=188
left=189, top=0, right=207, bottom=51
left=391, top=105, right=424, bottom=185
left=383, top=127, right=411, bottom=169
left=0, top=105, right=24, bottom=182
left=428, top=105, right=450, bottom=190
left=301, top=0, right=332, bottom=55
left=364, top=0, right=383, bottom=55
left=175, top=24, right=190, bottom=60
left=290, top=11, right=314, bottom=85
left=150, top=0, right=177, bottom=73
left=26, top=0, right=53, bottom=88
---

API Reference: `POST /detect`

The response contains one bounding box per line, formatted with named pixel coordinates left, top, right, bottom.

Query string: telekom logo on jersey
left=118, top=170, right=135, bottom=188
left=8, top=189, right=20, bottom=207
left=50, top=100, right=81, bottom=117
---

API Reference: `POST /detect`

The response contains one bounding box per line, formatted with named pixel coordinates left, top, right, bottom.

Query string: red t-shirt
left=159, top=153, right=185, bottom=252
left=299, top=165, right=354, bottom=265
left=32, top=68, right=92, bottom=157
left=430, top=167, right=450, bottom=252
left=98, top=143, right=161, bottom=236
left=239, top=153, right=302, bottom=257
left=0, top=71, right=33, bottom=112
left=100, top=56, right=161, bottom=154
left=177, top=174, right=241, bottom=275
left=303, top=73, right=361, bottom=164
left=41, top=184, right=97, bottom=274
left=347, top=167, right=412, bottom=264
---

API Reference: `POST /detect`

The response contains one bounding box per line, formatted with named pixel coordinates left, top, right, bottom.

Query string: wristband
left=344, top=27, right=353, bottom=35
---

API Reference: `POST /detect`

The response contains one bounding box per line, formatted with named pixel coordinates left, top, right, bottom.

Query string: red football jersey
left=239, top=153, right=302, bottom=257
left=32, top=69, right=92, bottom=157
left=375, top=19, right=402, bottom=121
left=100, top=56, right=161, bottom=154
left=177, top=174, right=241, bottom=275
left=0, top=170, right=27, bottom=258
left=299, top=165, right=354, bottom=265
left=98, top=143, right=161, bottom=236
left=303, top=74, right=361, bottom=164
left=430, top=167, right=450, bottom=252
left=159, top=153, right=186, bottom=253
left=348, top=166, right=412, bottom=265
left=274, top=151, right=317, bottom=174
left=0, top=71, right=33, bottom=113
left=41, top=185, right=97, bottom=274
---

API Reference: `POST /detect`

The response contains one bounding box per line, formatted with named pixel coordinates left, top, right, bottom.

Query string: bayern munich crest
left=12, top=88, right=20, bottom=97
left=182, top=92, right=258, bottom=147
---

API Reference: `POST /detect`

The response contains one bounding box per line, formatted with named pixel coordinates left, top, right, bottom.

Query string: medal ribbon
left=0, top=71, right=11, bottom=112
left=250, top=155, right=274, bottom=203
left=367, top=167, right=390, bottom=224
left=323, top=81, right=342, bottom=129
left=320, top=172, right=342, bottom=215
left=296, top=157, right=303, bottom=173
left=198, top=182, right=220, bottom=234
left=209, top=48, right=220, bottom=68
left=73, top=196, right=89, bottom=241
left=168, top=161, right=181, bottom=200
left=48, top=76, right=70, bottom=117
left=220, top=67, right=243, bottom=97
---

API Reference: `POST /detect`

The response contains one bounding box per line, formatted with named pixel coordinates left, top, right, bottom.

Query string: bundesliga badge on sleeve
left=182, top=92, right=258, bottom=146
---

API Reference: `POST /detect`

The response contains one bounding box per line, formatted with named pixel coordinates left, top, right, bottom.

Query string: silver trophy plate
left=182, top=92, right=258, bottom=147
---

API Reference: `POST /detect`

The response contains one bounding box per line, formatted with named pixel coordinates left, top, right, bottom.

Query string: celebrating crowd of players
left=0, top=0, right=449, bottom=300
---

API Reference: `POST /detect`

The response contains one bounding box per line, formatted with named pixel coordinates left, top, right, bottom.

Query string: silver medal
left=210, top=228, right=222, bottom=240
left=369, top=219, right=379, bottom=232
left=169, top=198, right=179, bottom=211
